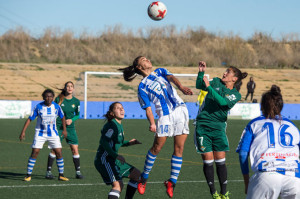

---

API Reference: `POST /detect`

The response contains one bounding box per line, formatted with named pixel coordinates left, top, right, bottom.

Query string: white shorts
left=156, top=105, right=189, bottom=137
left=247, top=172, right=300, bottom=199
left=31, top=133, right=62, bottom=149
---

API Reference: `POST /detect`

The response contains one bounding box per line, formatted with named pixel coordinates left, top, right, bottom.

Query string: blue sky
left=0, top=0, right=299, bottom=39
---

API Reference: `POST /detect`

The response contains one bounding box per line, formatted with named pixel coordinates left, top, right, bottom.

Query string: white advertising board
left=228, top=103, right=261, bottom=120
left=0, top=100, right=31, bottom=119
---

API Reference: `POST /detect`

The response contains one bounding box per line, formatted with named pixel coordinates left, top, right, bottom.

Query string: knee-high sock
left=56, top=158, right=64, bottom=174
left=141, top=150, right=157, bottom=179
left=216, top=158, right=227, bottom=195
left=169, top=155, right=182, bottom=184
left=108, top=189, right=120, bottom=199
left=203, top=160, right=216, bottom=194
left=27, top=157, right=36, bottom=176
left=47, top=153, right=56, bottom=171
left=73, top=154, right=81, bottom=172
left=125, top=180, right=138, bottom=199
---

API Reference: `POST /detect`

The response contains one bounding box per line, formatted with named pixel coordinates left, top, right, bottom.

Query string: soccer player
left=94, top=102, right=142, bottom=199
left=45, top=81, right=83, bottom=179
left=19, top=89, right=69, bottom=181
left=195, top=61, right=247, bottom=199
left=236, top=85, right=300, bottom=199
left=119, top=56, right=193, bottom=198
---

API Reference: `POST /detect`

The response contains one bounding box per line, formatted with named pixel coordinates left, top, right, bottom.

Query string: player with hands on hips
left=94, top=102, right=142, bottom=199
left=20, top=89, right=69, bottom=182
left=119, top=56, right=193, bottom=198
left=236, top=85, right=300, bottom=199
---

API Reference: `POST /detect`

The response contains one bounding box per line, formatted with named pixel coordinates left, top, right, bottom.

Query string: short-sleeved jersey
left=55, top=96, right=80, bottom=129
left=138, top=68, right=184, bottom=116
left=29, top=102, right=64, bottom=137
left=236, top=116, right=300, bottom=178
left=196, top=72, right=241, bottom=130
left=95, top=119, right=130, bottom=160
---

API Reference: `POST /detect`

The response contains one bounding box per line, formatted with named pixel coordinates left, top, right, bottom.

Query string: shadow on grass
left=0, top=172, right=45, bottom=181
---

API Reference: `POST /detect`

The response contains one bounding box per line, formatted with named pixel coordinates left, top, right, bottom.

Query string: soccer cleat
left=212, top=191, right=221, bottom=199
left=23, top=175, right=31, bottom=182
left=45, top=171, right=54, bottom=179
left=58, top=174, right=69, bottom=181
left=75, top=171, right=84, bottom=179
left=137, top=178, right=147, bottom=195
left=164, top=180, right=175, bottom=198
left=220, top=191, right=230, bottom=199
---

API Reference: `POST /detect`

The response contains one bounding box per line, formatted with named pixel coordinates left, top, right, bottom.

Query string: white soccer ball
left=147, top=1, right=167, bottom=21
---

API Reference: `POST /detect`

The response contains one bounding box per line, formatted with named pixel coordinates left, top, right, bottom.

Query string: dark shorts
left=58, top=128, right=78, bottom=145
left=94, top=156, right=134, bottom=185
left=194, top=124, right=229, bottom=153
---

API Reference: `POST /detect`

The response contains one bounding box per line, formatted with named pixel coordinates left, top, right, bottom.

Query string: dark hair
left=261, top=85, right=283, bottom=119
left=42, top=89, right=55, bottom=99
left=103, top=102, right=122, bottom=122
left=229, top=66, right=248, bottom=90
left=57, top=81, right=74, bottom=105
left=118, top=56, right=143, bottom=82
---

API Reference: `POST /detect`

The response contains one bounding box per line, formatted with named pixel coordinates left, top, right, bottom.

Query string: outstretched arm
left=196, top=61, right=207, bottom=89
left=167, top=75, right=193, bottom=95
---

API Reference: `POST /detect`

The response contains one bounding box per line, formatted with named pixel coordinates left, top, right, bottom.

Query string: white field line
left=0, top=180, right=244, bottom=188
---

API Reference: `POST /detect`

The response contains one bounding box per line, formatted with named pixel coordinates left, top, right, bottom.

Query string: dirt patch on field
left=0, top=62, right=300, bottom=103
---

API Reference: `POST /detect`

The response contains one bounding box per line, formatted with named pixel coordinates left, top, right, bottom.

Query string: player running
left=19, top=89, right=69, bottom=181
left=119, top=56, right=193, bottom=198
left=45, top=81, right=83, bottom=179
left=195, top=61, right=247, bottom=199
left=94, top=102, right=142, bottom=199
left=236, top=85, right=300, bottom=199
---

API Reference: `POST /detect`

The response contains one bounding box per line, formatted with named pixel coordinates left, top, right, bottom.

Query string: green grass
left=0, top=119, right=299, bottom=199
left=117, top=83, right=135, bottom=91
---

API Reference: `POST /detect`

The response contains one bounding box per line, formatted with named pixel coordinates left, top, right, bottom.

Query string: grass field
left=1, top=119, right=299, bottom=199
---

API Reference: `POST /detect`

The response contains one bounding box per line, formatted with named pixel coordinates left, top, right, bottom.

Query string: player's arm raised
left=167, top=75, right=193, bottom=95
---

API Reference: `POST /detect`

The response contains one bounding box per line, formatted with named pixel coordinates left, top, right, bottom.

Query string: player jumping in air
left=236, top=85, right=300, bottom=199
left=119, top=56, right=193, bottom=198
left=94, top=102, right=142, bottom=199
left=195, top=61, right=247, bottom=199
left=19, top=89, right=69, bottom=181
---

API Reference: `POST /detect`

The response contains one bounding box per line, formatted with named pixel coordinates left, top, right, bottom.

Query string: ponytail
left=103, top=102, right=122, bottom=122
left=57, top=81, right=74, bottom=105
left=119, top=56, right=143, bottom=82
left=229, top=66, right=248, bottom=90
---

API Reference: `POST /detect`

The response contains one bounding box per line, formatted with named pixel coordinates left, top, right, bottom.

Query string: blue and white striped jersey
left=236, top=115, right=300, bottom=178
left=138, top=68, right=184, bottom=116
left=29, top=102, right=64, bottom=137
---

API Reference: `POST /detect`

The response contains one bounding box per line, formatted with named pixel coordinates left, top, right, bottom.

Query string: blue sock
left=169, top=155, right=183, bottom=184
left=56, top=158, right=64, bottom=174
left=27, top=157, right=36, bottom=175
left=141, top=150, right=157, bottom=179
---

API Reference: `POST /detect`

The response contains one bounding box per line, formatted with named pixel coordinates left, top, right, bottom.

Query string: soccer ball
left=147, top=1, right=167, bottom=21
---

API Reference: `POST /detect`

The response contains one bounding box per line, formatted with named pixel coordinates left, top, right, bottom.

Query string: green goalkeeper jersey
left=96, top=119, right=130, bottom=160
left=196, top=72, right=241, bottom=130
left=55, top=96, right=80, bottom=129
